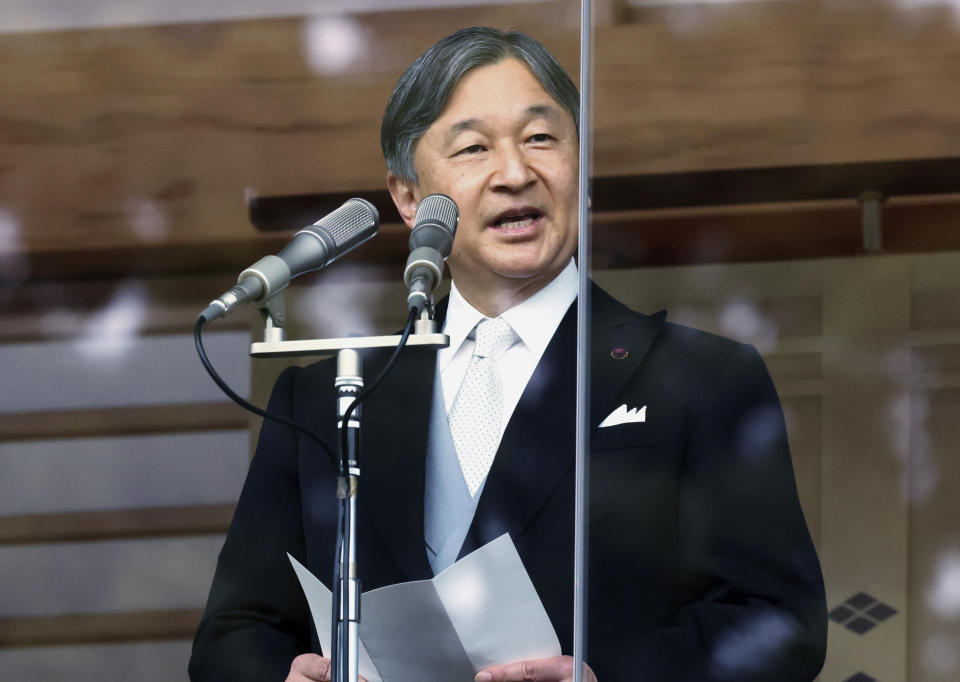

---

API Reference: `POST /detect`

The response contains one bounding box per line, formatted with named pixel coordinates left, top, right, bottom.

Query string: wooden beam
left=7, top=190, right=960, bottom=280
left=0, top=229, right=406, bottom=286
left=0, top=609, right=202, bottom=648
left=248, top=159, right=960, bottom=230
left=0, top=402, right=248, bottom=441
left=0, top=504, right=234, bottom=545
left=2, top=0, right=960, bottom=283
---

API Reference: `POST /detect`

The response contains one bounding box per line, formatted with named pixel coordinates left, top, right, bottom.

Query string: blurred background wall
left=1, top=1, right=958, bottom=680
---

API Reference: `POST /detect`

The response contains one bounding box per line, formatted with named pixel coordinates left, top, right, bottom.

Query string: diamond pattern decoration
left=828, top=592, right=898, bottom=635
left=845, top=617, right=877, bottom=634
left=829, top=605, right=855, bottom=623
left=846, top=592, right=877, bottom=610
left=866, top=603, right=897, bottom=621
left=844, top=674, right=878, bottom=682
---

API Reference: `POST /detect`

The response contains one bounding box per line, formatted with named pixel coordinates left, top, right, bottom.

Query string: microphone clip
left=257, top=294, right=287, bottom=343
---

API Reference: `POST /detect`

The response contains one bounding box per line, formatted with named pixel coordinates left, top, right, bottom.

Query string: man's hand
left=475, top=655, right=597, bottom=682
left=285, top=654, right=369, bottom=682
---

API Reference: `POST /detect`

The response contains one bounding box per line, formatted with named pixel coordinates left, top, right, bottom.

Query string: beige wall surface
left=597, top=252, right=960, bottom=682
left=2, top=1, right=960, bottom=680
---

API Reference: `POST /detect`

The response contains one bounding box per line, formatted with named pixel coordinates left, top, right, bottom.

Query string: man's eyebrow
left=442, top=104, right=566, bottom=145
left=525, top=103, right=563, bottom=121
left=444, top=118, right=481, bottom=145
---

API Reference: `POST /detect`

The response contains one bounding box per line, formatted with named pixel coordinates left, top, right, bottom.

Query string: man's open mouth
left=492, top=210, right=543, bottom=229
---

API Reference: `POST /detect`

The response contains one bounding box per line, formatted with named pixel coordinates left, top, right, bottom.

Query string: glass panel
left=0, top=2, right=592, bottom=681
left=588, top=2, right=960, bottom=681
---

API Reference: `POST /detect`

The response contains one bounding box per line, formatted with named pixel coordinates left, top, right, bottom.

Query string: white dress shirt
left=438, top=259, right=579, bottom=445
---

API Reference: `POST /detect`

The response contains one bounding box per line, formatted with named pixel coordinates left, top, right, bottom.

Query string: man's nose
left=490, top=145, right=535, bottom=191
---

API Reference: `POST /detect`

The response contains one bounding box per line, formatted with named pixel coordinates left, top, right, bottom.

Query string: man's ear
left=386, top=171, right=418, bottom=230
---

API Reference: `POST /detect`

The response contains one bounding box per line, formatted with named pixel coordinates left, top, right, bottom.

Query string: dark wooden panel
left=248, top=158, right=960, bottom=231
left=0, top=504, right=234, bottom=545
left=0, top=228, right=408, bottom=286
left=0, top=609, right=202, bottom=648
left=0, top=402, right=248, bottom=441
left=11, top=193, right=960, bottom=280
left=592, top=158, right=960, bottom=211
left=591, top=201, right=863, bottom=268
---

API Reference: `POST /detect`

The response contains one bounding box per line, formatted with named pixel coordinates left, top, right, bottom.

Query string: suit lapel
left=460, top=285, right=666, bottom=555
left=459, top=300, right=578, bottom=556
left=361, top=341, right=438, bottom=582
left=588, top=286, right=666, bottom=431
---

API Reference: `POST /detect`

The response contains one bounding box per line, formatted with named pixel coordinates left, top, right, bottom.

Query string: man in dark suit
left=190, top=27, right=826, bottom=682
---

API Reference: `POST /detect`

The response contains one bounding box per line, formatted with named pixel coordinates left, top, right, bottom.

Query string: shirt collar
left=440, top=282, right=486, bottom=370
left=440, top=259, right=578, bottom=369
left=501, top=258, right=578, bottom=358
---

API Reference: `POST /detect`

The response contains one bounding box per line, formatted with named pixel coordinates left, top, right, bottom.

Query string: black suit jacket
left=190, top=285, right=827, bottom=682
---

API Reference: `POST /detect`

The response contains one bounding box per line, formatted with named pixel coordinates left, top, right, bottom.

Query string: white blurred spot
left=892, top=392, right=937, bottom=501
left=923, top=634, right=960, bottom=674
left=0, top=207, right=29, bottom=282
left=739, top=405, right=784, bottom=459
left=926, top=549, right=960, bottom=619
left=884, top=347, right=913, bottom=376
left=883, top=0, right=960, bottom=24
left=710, top=610, right=798, bottom=676
left=0, top=207, right=22, bottom=252
left=124, top=198, right=168, bottom=243
left=888, top=392, right=912, bottom=463
left=0, top=0, right=533, bottom=34
left=74, top=281, right=148, bottom=361
left=437, top=569, right=485, bottom=616
left=300, top=15, right=369, bottom=76
left=662, top=5, right=708, bottom=34
left=670, top=305, right=712, bottom=332
left=293, top=265, right=398, bottom=338
left=719, top=299, right=779, bottom=352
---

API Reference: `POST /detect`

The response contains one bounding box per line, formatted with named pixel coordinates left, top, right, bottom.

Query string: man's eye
left=527, top=133, right=553, bottom=143
left=456, top=144, right=485, bottom=155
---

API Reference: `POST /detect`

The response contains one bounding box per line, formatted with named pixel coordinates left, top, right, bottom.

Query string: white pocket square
left=598, top=404, right=647, bottom=428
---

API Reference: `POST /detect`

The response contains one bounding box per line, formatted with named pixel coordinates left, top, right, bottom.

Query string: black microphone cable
left=338, top=308, right=417, bottom=475
left=196, top=298, right=421, bottom=673
left=194, top=316, right=338, bottom=468
left=194, top=308, right=420, bottom=473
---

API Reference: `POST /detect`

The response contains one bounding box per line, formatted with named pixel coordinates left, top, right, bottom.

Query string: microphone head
left=282, top=198, right=380, bottom=276
left=315, top=197, right=380, bottom=254
left=410, top=194, right=458, bottom=255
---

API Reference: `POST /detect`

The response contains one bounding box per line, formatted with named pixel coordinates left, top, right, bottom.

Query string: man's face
left=406, top=58, right=579, bottom=298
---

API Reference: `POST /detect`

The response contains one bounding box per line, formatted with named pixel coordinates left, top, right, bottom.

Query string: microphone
left=404, top=194, right=459, bottom=312
left=199, top=198, right=379, bottom=322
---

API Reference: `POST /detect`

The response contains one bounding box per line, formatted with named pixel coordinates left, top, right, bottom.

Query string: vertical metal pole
left=574, top=1, right=593, bottom=681
left=334, top=350, right=362, bottom=682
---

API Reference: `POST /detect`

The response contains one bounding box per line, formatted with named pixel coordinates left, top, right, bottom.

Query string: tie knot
left=473, top=317, right=518, bottom=360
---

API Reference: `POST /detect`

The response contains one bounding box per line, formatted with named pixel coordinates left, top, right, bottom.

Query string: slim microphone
left=199, top=198, right=380, bottom=322
left=404, top=194, right=459, bottom=312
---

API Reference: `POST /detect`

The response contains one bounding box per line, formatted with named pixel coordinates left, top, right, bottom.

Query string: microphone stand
left=251, top=298, right=448, bottom=682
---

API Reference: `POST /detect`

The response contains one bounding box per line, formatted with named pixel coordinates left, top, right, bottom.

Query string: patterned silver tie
left=448, top=317, right=519, bottom=496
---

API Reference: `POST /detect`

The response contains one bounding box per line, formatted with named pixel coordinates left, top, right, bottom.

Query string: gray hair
left=381, top=26, right=580, bottom=183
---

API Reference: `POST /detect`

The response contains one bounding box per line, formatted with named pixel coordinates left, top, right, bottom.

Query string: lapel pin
left=610, top=346, right=629, bottom=360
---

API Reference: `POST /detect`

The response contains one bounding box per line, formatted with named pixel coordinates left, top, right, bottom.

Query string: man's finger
left=286, top=654, right=369, bottom=682
left=476, top=656, right=575, bottom=681
left=287, top=654, right=331, bottom=681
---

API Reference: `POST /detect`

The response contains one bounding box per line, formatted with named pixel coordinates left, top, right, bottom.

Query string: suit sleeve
left=595, top=343, right=827, bottom=682
left=189, top=367, right=315, bottom=682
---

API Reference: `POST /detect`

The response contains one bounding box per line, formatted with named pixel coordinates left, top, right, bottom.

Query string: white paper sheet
left=288, top=534, right=561, bottom=682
